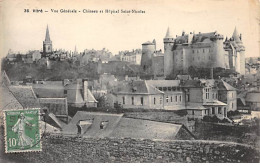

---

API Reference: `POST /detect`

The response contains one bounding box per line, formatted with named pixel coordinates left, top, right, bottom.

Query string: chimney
left=83, top=79, right=88, bottom=101
left=210, top=68, right=214, bottom=79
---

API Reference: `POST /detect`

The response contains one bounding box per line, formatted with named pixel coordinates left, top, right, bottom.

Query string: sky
left=0, top=0, right=259, bottom=57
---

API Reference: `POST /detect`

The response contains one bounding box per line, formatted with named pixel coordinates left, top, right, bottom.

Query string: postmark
left=4, top=108, right=42, bottom=153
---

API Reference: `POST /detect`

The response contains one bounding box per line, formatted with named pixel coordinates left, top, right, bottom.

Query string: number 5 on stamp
left=4, top=109, right=42, bottom=153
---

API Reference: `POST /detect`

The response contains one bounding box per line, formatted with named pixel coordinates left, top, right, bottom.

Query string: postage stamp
left=4, top=108, right=41, bottom=153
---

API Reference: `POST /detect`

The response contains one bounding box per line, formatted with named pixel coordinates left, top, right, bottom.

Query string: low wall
left=2, top=134, right=259, bottom=163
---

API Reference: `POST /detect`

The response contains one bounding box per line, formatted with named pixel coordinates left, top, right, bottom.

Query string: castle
left=141, top=27, right=245, bottom=77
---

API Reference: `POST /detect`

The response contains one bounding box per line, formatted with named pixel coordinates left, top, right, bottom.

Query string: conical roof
left=232, top=27, right=241, bottom=42
left=165, top=27, right=173, bottom=38
left=45, top=25, right=51, bottom=42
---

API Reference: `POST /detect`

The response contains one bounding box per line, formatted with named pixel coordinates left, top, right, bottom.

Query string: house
left=146, top=80, right=185, bottom=110
left=62, top=111, right=195, bottom=140
left=113, top=80, right=164, bottom=109
left=32, top=79, right=97, bottom=108
left=181, top=79, right=228, bottom=120
left=216, top=79, right=237, bottom=111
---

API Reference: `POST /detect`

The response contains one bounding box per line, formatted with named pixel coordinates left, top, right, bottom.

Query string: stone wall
left=2, top=133, right=259, bottom=163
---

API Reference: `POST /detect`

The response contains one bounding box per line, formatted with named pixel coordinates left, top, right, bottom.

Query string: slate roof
left=181, top=79, right=215, bottom=88
left=39, top=98, right=68, bottom=116
left=245, top=91, right=260, bottom=103
left=216, top=79, right=236, bottom=91
left=62, top=112, right=194, bottom=140
left=146, top=80, right=180, bottom=87
left=115, top=80, right=164, bottom=95
left=203, top=100, right=227, bottom=106
left=33, top=83, right=65, bottom=98
left=0, top=84, right=23, bottom=110
left=8, top=85, right=40, bottom=108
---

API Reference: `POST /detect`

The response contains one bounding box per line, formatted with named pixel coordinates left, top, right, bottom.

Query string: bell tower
left=43, top=25, right=52, bottom=56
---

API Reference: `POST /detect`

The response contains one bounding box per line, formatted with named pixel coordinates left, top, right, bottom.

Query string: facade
left=146, top=80, right=185, bottom=110
left=216, top=79, right=237, bottom=111
left=114, top=80, right=164, bottom=109
left=163, top=27, right=245, bottom=77
left=118, top=49, right=142, bottom=65
left=181, top=79, right=228, bottom=120
left=43, top=25, right=53, bottom=56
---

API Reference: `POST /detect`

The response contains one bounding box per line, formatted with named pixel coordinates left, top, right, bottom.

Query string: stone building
left=163, top=27, right=245, bottom=77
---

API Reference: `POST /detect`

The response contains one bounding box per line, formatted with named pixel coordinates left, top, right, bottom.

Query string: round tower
left=210, top=31, right=226, bottom=69
left=163, top=27, right=175, bottom=77
left=141, top=41, right=156, bottom=74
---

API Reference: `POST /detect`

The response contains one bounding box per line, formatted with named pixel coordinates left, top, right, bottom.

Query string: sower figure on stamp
left=12, top=113, right=35, bottom=149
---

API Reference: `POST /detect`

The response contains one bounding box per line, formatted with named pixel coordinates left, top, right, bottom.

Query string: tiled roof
left=8, top=85, right=40, bottom=108
left=246, top=91, right=260, bottom=102
left=33, top=83, right=65, bottom=98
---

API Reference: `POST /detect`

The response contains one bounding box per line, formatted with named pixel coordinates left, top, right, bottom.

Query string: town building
left=181, top=79, right=228, bottom=120
left=113, top=80, right=164, bottom=109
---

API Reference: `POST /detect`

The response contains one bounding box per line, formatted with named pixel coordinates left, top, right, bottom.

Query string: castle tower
left=232, top=27, right=245, bottom=75
left=210, top=31, right=226, bottom=69
left=163, top=27, right=175, bottom=77
left=43, top=25, right=52, bottom=56
left=141, top=41, right=156, bottom=74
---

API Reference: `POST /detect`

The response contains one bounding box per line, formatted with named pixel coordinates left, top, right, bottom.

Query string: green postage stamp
left=4, top=109, right=41, bottom=153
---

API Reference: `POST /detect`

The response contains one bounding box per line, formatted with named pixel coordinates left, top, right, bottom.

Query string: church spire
left=45, top=25, right=51, bottom=42
left=165, top=27, right=173, bottom=38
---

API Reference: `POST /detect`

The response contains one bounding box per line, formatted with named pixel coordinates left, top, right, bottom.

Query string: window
left=212, top=93, right=214, bottom=99
left=172, top=87, right=176, bottom=91
left=168, top=87, right=171, bottom=91
left=163, top=87, right=167, bottom=91
left=203, top=49, right=205, bottom=53
left=166, top=96, right=169, bottom=103
left=122, top=96, right=125, bottom=105
left=179, top=95, right=182, bottom=102
left=192, top=50, right=195, bottom=54
left=159, top=87, right=162, bottom=91
left=224, top=107, right=227, bottom=117
left=141, top=97, right=144, bottom=105
left=192, top=110, right=194, bottom=115
left=205, top=88, right=209, bottom=99
left=131, top=97, right=134, bottom=105
left=205, top=110, right=207, bottom=115
left=64, top=90, right=67, bottom=95
left=154, top=97, right=156, bottom=104
left=218, top=107, right=222, bottom=114
left=232, top=102, right=233, bottom=109
left=212, top=107, right=215, bottom=114
left=160, top=97, right=163, bottom=104
left=171, top=96, right=173, bottom=102
left=175, top=96, right=178, bottom=102
left=186, top=94, right=190, bottom=102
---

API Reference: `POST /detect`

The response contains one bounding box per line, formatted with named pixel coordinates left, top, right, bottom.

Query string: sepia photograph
left=0, top=0, right=259, bottom=163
